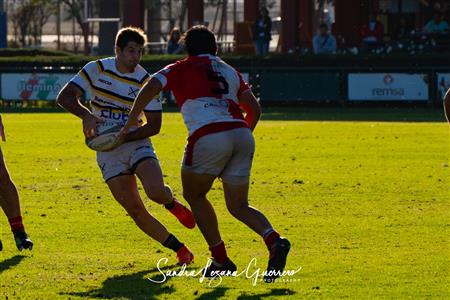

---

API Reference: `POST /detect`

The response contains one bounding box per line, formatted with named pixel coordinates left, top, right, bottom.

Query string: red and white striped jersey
left=153, top=54, right=251, bottom=136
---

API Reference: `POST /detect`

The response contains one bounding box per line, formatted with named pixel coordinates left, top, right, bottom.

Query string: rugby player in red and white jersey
left=57, top=27, right=195, bottom=265
left=0, top=115, right=33, bottom=251
left=119, top=26, right=291, bottom=282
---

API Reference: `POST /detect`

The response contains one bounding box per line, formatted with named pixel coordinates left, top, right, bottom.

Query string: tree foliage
left=8, top=0, right=57, bottom=47
left=61, top=0, right=96, bottom=54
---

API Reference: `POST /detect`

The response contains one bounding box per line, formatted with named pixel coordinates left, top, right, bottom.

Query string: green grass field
left=0, top=108, right=448, bottom=299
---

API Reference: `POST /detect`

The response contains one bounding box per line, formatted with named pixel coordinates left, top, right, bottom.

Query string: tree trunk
left=81, top=22, right=90, bottom=54
left=147, top=1, right=161, bottom=43
left=179, top=0, right=187, bottom=32
left=57, top=1, right=61, bottom=50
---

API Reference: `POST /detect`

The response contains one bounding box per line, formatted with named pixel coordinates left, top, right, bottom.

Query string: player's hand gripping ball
left=85, top=121, right=122, bottom=152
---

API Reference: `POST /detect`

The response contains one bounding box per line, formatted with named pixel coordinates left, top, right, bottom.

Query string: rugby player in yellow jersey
left=56, top=27, right=194, bottom=265
left=0, top=115, right=33, bottom=251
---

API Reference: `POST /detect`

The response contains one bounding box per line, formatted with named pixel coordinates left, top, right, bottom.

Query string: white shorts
left=182, top=127, right=255, bottom=185
left=96, top=139, right=157, bottom=181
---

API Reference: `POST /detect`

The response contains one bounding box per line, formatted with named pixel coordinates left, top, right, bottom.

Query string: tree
left=61, top=0, right=90, bottom=54
left=30, top=0, right=57, bottom=46
left=9, top=1, right=34, bottom=46
left=144, top=0, right=187, bottom=41
left=8, top=0, right=56, bottom=47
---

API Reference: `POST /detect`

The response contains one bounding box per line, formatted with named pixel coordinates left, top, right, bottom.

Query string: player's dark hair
left=182, top=25, right=217, bottom=56
left=115, top=27, right=147, bottom=50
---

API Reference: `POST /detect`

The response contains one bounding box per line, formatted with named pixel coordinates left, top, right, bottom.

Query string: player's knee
left=125, top=203, right=146, bottom=219
left=182, top=190, right=205, bottom=204
left=182, top=190, right=193, bottom=202
left=146, top=187, right=169, bottom=204
left=227, top=205, right=241, bottom=218
left=164, top=185, right=173, bottom=199
left=226, top=201, right=249, bottom=218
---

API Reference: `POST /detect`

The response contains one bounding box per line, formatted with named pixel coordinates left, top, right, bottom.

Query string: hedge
left=0, top=48, right=449, bottom=70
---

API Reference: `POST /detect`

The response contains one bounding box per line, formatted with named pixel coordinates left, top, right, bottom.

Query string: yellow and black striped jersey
left=69, top=57, right=161, bottom=124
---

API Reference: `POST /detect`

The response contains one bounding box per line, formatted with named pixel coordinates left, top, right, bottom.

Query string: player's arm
left=444, top=88, right=450, bottom=124
left=121, top=111, right=162, bottom=143
left=123, top=77, right=163, bottom=133
left=0, top=115, right=5, bottom=142
left=56, top=82, right=102, bottom=138
left=239, top=89, right=261, bottom=131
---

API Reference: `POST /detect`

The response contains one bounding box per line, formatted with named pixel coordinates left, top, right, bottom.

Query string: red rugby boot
left=167, top=198, right=196, bottom=229
left=177, top=245, right=194, bottom=265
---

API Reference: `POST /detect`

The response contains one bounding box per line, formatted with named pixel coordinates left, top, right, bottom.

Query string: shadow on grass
left=1, top=106, right=445, bottom=122
left=194, top=287, right=229, bottom=300
left=261, top=107, right=445, bottom=122
left=236, top=288, right=296, bottom=299
left=63, top=265, right=177, bottom=300
left=0, top=255, right=26, bottom=274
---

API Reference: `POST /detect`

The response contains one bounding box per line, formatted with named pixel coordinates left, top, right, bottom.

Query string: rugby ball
left=85, top=121, right=122, bottom=152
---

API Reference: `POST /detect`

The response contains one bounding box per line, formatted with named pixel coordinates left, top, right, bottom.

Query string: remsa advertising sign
left=348, top=73, right=428, bottom=101
left=1, top=73, right=74, bottom=100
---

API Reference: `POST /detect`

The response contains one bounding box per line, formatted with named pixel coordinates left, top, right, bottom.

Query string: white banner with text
left=1, top=73, right=74, bottom=100
left=348, top=73, right=428, bottom=101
